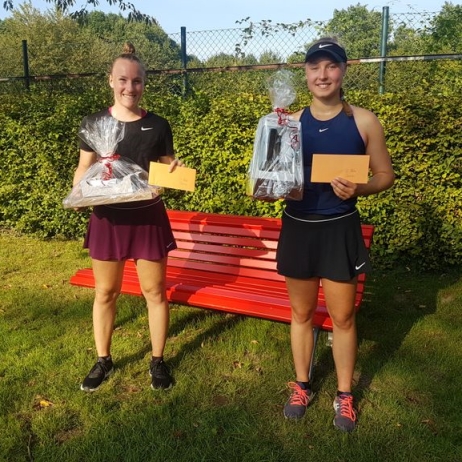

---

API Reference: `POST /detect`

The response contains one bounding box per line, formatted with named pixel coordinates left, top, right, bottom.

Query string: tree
left=3, top=0, right=152, bottom=22
left=426, top=2, right=462, bottom=53
left=78, top=11, right=182, bottom=70
left=259, top=50, right=282, bottom=65
left=0, top=2, right=100, bottom=76
left=318, top=4, right=384, bottom=59
left=0, top=3, right=182, bottom=81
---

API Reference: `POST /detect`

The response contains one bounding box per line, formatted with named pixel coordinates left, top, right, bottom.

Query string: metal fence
left=1, top=7, right=460, bottom=95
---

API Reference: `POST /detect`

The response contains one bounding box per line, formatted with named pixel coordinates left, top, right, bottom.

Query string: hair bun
left=122, top=42, right=136, bottom=54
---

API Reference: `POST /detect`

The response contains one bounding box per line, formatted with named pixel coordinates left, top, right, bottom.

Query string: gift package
left=246, top=70, right=304, bottom=201
left=63, top=116, right=160, bottom=208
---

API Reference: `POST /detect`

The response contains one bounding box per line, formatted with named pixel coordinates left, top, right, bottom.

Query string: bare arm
left=331, top=106, right=395, bottom=199
left=69, top=149, right=98, bottom=211
left=73, top=149, right=97, bottom=186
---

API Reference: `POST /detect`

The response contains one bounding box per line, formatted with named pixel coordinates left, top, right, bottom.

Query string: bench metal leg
left=326, top=331, right=333, bottom=347
left=308, top=326, right=320, bottom=381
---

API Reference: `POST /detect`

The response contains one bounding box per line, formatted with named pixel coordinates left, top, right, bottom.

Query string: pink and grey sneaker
left=333, top=392, right=357, bottom=432
left=283, top=381, right=314, bottom=420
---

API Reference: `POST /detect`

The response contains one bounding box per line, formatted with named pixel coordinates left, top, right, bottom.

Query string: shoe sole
left=332, top=418, right=356, bottom=432
left=283, top=412, right=305, bottom=420
left=150, top=383, right=173, bottom=391
left=80, top=368, right=114, bottom=392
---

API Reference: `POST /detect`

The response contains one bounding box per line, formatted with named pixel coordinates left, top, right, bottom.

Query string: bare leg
left=135, top=258, right=169, bottom=357
left=285, top=276, right=320, bottom=382
left=91, top=259, right=125, bottom=357
left=322, top=277, right=358, bottom=392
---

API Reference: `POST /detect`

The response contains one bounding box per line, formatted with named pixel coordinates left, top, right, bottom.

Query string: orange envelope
left=311, top=154, right=370, bottom=184
left=148, top=162, right=196, bottom=192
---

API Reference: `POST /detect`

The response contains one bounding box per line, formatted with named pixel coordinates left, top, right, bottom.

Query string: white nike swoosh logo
left=319, top=44, right=333, bottom=49
left=141, top=127, right=153, bottom=131
left=355, top=262, right=366, bottom=270
left=319, top=128, right=329, bottom=132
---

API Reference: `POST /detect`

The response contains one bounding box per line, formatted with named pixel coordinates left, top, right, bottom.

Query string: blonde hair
left=111, top=42, right=146, bottom=79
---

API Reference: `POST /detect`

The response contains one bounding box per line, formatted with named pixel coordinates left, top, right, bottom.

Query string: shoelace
left=151, top=361, right=168, bottom=377
left=337, top=394, right=356, bottom=420
left=89, top=361, right=110, bottom=378
left=287, top=382, right=309, bottom=406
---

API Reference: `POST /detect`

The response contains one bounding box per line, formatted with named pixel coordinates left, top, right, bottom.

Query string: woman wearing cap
left=277, top=37, right=394, bottom=432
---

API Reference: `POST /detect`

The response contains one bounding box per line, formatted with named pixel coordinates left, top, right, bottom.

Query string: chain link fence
left=1, top=7, right=460, bottom=96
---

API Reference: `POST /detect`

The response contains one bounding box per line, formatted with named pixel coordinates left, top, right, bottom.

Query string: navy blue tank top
left=286, top=107, right=366, bottom=215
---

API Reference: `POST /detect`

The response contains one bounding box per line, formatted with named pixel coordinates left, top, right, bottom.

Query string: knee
left=94, top=286, right=120, bottom=305
left=291, top=306, right=316, bottom=325
left=141, top=284, right=165, bottom=306
left=330, top=311, right=355, bottom=331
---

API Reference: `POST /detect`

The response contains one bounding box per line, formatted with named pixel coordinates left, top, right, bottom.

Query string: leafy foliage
left=0, top=76, right=461, bottom=270
left=318, top=5, right=383, bottom=58
left=0, top=4, right=180, bottom=78
left=427, top=2, right=462, bottom=53
left=3, top=0, right=153, bottom=23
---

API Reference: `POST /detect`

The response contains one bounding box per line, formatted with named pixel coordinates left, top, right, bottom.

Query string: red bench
left=70, top=210, right=374, bottom=378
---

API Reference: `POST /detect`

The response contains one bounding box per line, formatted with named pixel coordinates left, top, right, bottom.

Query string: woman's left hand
left=331, top=177, right=358, bottom=200
left=168, top=158, right=185, bottom=172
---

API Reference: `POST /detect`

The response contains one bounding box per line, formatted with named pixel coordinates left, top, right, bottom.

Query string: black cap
left=304, top=42, right=347, bottom=63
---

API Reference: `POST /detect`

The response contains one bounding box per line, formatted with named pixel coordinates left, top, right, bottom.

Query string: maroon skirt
left=83, top=197, right=177, bottom=261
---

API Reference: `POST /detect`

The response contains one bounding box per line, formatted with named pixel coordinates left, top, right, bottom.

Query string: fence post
left=180, top=26, right=188, bottom=96
left=379, top=6, right=389, bottom=95
left=22, top=39, right=30, bottom=90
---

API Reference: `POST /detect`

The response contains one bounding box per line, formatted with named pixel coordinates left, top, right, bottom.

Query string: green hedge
left=0, top=81, right=460, bottom=271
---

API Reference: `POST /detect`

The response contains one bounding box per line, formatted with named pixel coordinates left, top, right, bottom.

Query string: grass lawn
left=0, top=230, right=461, bottom=462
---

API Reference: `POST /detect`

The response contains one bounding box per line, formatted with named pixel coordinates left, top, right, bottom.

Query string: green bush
left=0, top=79, right=460, bottom=271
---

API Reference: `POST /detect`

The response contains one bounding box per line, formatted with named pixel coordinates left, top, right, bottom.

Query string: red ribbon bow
left=275, top=108, right=289, bottom=125
left=99, top=154, right=120, bottom=181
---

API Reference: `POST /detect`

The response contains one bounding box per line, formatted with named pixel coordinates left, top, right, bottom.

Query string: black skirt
left=276, top=209, right=372, bottom=281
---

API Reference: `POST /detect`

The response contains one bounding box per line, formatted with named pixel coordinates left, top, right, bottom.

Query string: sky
left=0, top=0, right=452, bottom=33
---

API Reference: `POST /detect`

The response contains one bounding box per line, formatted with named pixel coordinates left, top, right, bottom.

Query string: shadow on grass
left=308, top=268, right=460, bottom=402
left=113, top=308, right=245, bottom=372
left=353, top=268, right=458, bottom=406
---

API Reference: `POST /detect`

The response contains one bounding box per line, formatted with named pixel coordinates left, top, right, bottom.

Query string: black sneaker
left=149, top=359, right=173, bottom=390
left=80, top=358, right=114, bottom=392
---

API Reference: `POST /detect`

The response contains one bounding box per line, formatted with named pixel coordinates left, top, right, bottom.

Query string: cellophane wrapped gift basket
left=246, top=70, right=304, bottom=201
left=63, top=116, right=160, bottom=208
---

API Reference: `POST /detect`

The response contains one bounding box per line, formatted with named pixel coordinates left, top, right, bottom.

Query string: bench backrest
left=166, top=210, right=374, bottom=285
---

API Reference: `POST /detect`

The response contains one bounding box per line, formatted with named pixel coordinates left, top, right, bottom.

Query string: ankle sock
left=337, top=390, right=352, bottom=397
left=296, top=381, right=311, bottom=391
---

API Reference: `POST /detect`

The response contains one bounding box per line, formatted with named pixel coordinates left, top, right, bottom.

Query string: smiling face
left=305, top=56, right=346, bottom=101
left=109, top=57, right=145, bottom=113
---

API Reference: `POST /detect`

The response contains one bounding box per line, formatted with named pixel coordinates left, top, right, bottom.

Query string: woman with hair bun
left=278, top=37, right=394, bottom=432
left=72, top=42, right=183, bottom=392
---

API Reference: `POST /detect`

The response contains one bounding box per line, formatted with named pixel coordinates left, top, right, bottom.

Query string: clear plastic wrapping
left=246, top=70, right=304, bottom=201
left=63, top=116, right=160, bottom=209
